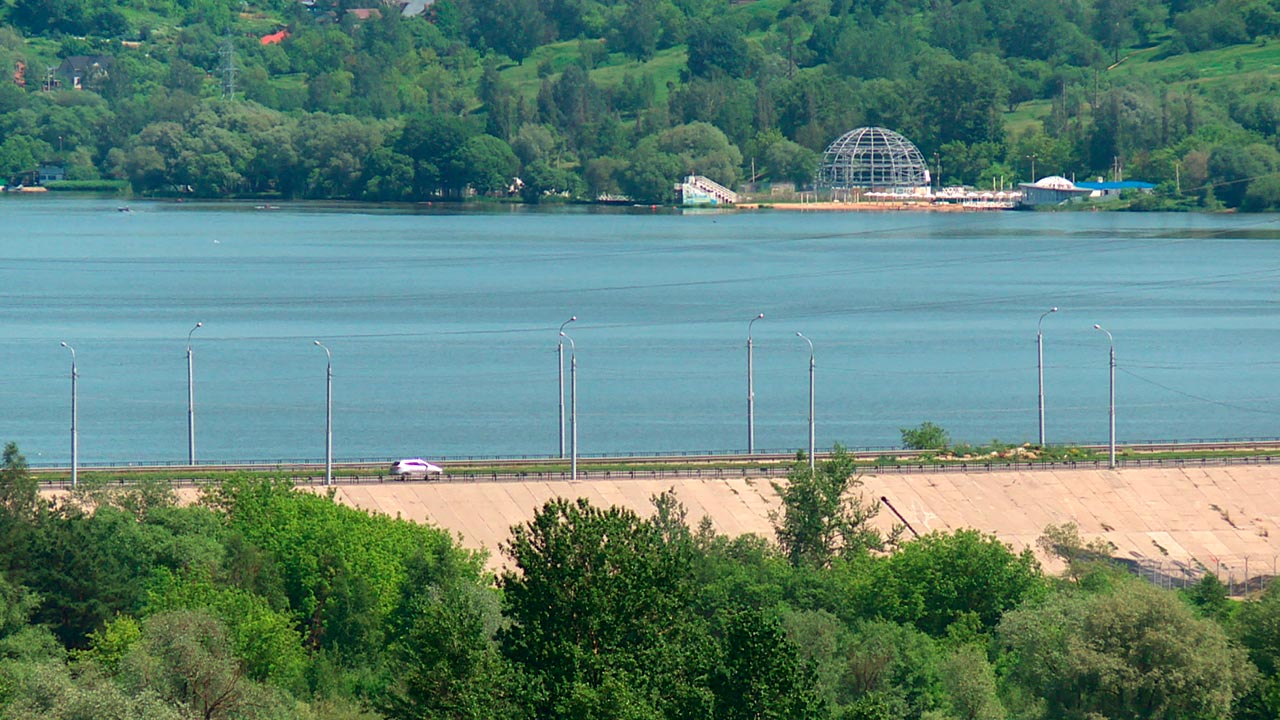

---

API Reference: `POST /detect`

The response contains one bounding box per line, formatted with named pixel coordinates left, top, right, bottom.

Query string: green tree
left=119, top=610, right=263, bottom=720
left=1036, top=521, right=1117, bottom=582
left=770, top=446, right=893, bottom=569
left=620, top=139, right=682, bottom=203
left=0, top=443, right=39, bottom=517
left=871, top=529, right=1042, bottom=638
left=461, top=134, right=519, bottom=195
left=655, top=121, right=743, bottom=188
left=205, top=477, right=483, bottom=669
left=608, top=0, right=661, bottom=61
left=937, top=645, right=1004, bottom=720
left=376, top=550, right=514, bottom=720
left=711, top=609, right=825, bottom=720
left=499, top=496, right=714, bottom=719
left=686, top=20, right=750, bottom=78
left=0, top=136, right=47, bottom=181
left=919, top=52, right=1007, bottom=147
left=396, top=112, right=477, bottom=198
left=1207, top=142, right=1280, bottom=208
left=1231, top=580, right=1280, bottom=718
left=1242, top=173, right=1280, bottom=211
left=476, top=0, right=547, bottom=64
left=999, top=579, right=1257, bottom=720
left=900, top=422, right=949, bottom=450
left=764, top=138, right=819, bottom=186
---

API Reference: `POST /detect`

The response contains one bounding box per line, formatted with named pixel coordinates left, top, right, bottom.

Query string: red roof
left=260, top=29, right=289, bottom=45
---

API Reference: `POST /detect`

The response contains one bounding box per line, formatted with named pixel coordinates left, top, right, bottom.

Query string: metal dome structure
left=817, top=127, right=929, bottom=190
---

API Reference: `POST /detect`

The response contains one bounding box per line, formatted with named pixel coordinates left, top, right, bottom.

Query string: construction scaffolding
left=817, top=126, right=929, bottom=190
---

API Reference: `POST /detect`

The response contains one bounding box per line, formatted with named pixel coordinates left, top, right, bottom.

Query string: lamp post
left=314, top=340, right=332, bottom=486
left=1093, top=324, right=1116, bottom=469
left=60, top=342, right=77, bottom=488
left=558, top=315, right=576, bottom=458
left=186, top=321, right=202, bottom=465
left=560, top=330, right=577, bottom=481
left=1037, top=307, right=1058, bottom=446
left=747, top=312, right=764, bottom=453
left=1027, top=153, right=1038, bottom=182
left=796, top=332, right=814, bottom=473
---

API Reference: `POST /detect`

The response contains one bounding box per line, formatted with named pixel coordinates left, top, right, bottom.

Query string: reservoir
left=4, top=197, right=1280, bottom=465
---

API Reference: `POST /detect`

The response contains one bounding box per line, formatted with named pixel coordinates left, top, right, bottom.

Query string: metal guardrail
left=36, top=453, right=1280, bottom=490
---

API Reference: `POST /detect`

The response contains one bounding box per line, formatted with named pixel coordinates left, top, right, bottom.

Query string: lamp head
left=570, top=316, right=577, bottom=322
left=1093, top=324, right=1101, bottom=330
left=756, top=313, right=765, bottom=319
left=314, top=340, right=322, bottom=346
left=195, top=321, right=203, bottom=329
left=559, top=331, right=565, bottom=338
left=60, top=342, right=68, bottom=348
left=1050, top=307, right=1058, bottom=313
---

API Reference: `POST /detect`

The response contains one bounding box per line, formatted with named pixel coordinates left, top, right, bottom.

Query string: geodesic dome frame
left=817, top=127, right=929, bottom=190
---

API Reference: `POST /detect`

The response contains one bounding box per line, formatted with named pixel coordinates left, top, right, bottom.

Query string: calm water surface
left=4, top=197, right=1280, bottom=465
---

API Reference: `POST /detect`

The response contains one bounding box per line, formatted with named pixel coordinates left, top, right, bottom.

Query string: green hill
left=1, top=0, right=1278, bottom=207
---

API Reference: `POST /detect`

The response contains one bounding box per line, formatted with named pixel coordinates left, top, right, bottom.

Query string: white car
left=389, top=458, right=444, bottom=478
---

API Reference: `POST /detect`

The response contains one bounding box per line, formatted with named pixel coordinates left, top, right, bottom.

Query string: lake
left=4, top=196, right=1280, bottom=466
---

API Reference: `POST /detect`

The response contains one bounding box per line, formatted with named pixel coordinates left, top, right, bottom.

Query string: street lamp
left=1037, top=307, right=1058, bottom=446
left=796, top=332, right=814, bottom=473
left=314, top=340, right=332, bottom=486
left=186, top=321, right=202, bottom=465
left=1027, top=153, right=1038, bottom=182
left=747, top=312, right=764, bottom=453
left=558, top=315, right=576, bottom=458
left=60, top=342, right=77, bottom=488
left=560, top=330, right=577, bottom=481
left=1093, top=324, right=1116, bottom=469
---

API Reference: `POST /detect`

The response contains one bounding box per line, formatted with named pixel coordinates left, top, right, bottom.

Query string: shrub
left=900, top=422, right=949, bottom=450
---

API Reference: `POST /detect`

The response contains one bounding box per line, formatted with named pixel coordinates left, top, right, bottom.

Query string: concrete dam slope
left=325, top=464, right=1280, bottom=577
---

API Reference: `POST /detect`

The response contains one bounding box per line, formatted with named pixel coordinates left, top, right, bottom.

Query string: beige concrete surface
left=313, top=465, right=1280, bottom=575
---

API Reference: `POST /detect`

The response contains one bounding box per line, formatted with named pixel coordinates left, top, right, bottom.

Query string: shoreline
left=735, top=200, right=1013, bottom=212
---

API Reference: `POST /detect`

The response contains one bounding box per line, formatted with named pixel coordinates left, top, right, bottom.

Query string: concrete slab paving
left=157, top=465, right=1280, bottom=576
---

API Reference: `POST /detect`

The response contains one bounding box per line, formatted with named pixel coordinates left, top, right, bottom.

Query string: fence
left=1128, top=556, right=1278, bottom=597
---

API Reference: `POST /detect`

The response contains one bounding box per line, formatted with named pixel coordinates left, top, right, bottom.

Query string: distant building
left=1018, top=176, right=1155, bottom=206
left=261, top=29, right=290, bottom=45
left=37, top=165, right=66, bottom=184
left=57, top=55, right=114, bottom=90
left=397, top=0, right=435, bottom=16
left=817, top=127, right=930, bottom=192
left=676, top=175, right=738, bottom=205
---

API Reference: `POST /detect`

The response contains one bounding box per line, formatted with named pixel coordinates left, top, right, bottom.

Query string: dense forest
left=0, top=440, right=1276, bottom=719
left=1, top=0, right=1280, bottom=205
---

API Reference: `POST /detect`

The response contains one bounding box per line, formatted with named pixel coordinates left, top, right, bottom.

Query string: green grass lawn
left=1108, top=39, right=1280, bottom=87
left=500, top=40, right=688, bottom=104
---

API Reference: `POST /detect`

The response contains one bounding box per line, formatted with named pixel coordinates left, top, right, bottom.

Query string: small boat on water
left=117, top=206, right=132, bottom=213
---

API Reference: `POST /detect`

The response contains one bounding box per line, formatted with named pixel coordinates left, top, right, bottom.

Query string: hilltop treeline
left=0, top=442, right=1276, bottom=719
left=2, top=0, right=1280, bottom=205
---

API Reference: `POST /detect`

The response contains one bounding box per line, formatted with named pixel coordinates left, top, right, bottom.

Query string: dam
left=318, top=463, right=1280, bottom=586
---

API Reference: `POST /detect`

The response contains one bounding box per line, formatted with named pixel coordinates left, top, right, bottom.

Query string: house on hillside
left=57, top=55, right=114, bottom=90
left=261, top=29, right=290, bottom=45
left=37, top=164, right=66, bottom=184
left=397, top=0, right=435, bottom=16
